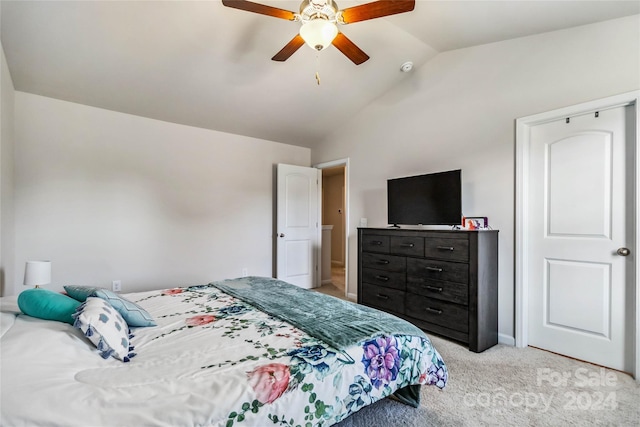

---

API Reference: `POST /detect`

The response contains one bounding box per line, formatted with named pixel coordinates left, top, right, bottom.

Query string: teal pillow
left=64, top=285, right=156, bottom=327
left=18, top=288, right=81, bottom=324
left=64, top=285, right=102, bottom=302
left=92, top=289, right=156, bottom=327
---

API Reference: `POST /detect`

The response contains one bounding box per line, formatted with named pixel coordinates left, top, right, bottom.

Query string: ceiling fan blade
left=339, top=0, right=415, bottom=24
left=332, top=32, right=369, bottom=65
left=272, top=35, right=305, bottom=62
left=221, top=0, right=296, bottom=21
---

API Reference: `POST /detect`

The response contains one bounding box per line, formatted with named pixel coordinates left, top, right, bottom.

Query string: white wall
left=311, top=16, right=640, bottom=342
left=1, top=40, right=16, bottom=297
left=12, top=92, right=310, bottom=296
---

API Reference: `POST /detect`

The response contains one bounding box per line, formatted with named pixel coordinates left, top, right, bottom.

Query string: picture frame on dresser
left=357, top=227, right=499, bottom=353
left=463, top=216, right=489, bottom=230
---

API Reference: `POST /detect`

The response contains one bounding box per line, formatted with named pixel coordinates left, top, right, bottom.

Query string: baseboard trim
left=499, top=333, right=515, bottom=346
left=331, top=261, right=344, bottom=267
left=347, top=292, right=357, bottom=301
left=321, top=279, right=332, bottom=285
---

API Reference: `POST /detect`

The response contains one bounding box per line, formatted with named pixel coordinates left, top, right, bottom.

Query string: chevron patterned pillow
left=65, top=286, right=156, bottom=327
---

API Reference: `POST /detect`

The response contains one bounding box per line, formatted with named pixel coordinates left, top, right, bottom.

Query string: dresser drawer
left=361, top=235, right=389, bottom=253
left=407, top=258, right=468, bottom=284
left=406, top=278, right=468, bottom=305
left=361, top=284, right=405, bottom=314
left=390, top=236, right=424, bottom=257
left=405, top=297, right=468, bottom=333
left=424, top=237, right=469, bottom=262
left=361, top=252, right=406, bottom=272
left=362, top=268, right=405, bottom=291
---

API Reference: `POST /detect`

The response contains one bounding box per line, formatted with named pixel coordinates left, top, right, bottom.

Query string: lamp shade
left=24, top=261, right=51, bottom=287
left=299, top=19, right=338, bottom=51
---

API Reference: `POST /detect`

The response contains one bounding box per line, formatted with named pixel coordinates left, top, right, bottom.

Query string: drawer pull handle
left=426, top=307, right=443, bottom=315
left=371, top=241, right=383, bottom=246
left=401, top=243, right=415, bottom=248
left=426, top=266, right=443, bottom=272
left=375, top=275, right=390, bottom=282
left=437, top=246, right=455, bottom=251
left=377, top=260, right=390, bottom=265
left=425, top=285, right=443, bottom=292
left=377, top=294, right=389, bottom=300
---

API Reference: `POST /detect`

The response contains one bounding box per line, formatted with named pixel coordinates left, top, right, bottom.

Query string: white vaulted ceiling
left=1, top=1, right=638, bottom=148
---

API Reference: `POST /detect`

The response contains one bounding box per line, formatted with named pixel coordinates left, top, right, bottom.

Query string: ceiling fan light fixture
left=300, top=19, right=338, bottom=51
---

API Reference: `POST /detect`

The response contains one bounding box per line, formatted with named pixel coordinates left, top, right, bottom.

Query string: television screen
left=387, top=169, right=462, bottom=226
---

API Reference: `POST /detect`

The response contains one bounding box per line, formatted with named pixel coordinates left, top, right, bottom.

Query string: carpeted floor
left=315, top=266, right=351, bottom=301
left=336, top=335, right=640, bottom=426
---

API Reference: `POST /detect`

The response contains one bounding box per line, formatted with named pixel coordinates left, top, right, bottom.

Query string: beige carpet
left=315, top=266, right=350, bottom=301
left=336, top=335, right=639, bottom=426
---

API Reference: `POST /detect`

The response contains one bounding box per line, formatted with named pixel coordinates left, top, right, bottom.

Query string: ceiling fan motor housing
left=299, top=0, right=339, bottom=23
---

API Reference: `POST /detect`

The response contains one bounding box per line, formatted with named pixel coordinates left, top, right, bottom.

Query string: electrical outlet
left=112, top=280, right=122, bottom=292
left=241, top=268, right=248, bottom=277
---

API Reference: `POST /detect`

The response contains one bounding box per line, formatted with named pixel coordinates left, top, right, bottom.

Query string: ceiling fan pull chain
left=315, top=52, right=321, bottom=85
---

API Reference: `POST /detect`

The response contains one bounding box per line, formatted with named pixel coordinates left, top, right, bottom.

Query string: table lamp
left=23, top=261, right=51, bottom=288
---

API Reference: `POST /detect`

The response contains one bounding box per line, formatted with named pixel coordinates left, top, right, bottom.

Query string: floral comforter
left=1, top=282, right=447, bottom=427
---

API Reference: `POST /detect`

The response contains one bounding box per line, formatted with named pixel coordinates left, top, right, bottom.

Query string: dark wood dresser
left=357, top=227, right=499, bottom=352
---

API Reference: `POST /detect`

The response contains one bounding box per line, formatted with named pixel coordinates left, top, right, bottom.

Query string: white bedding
left=0, top=296, right=18, bottom=338
left=0, top=283, right=447, bottom=426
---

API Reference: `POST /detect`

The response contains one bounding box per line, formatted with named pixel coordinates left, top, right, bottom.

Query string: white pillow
left=72, top=297, right=136, bottom=362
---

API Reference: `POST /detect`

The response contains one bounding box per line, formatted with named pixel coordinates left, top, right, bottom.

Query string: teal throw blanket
left=211, top=276, right=426, bottom=351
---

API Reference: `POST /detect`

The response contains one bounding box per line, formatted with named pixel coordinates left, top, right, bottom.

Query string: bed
left=1, top=276, right=447, bottom=426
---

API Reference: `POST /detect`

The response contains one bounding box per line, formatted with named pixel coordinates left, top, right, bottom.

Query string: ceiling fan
left=221, top=0, right=415, bottom=65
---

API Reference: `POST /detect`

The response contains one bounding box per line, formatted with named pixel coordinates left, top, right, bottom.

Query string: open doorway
left=314, top=159, right=349, bottom=300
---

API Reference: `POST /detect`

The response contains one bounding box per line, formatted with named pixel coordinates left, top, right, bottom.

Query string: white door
left=276, top=164, right=321, bottom=289
left=527, top=106, right=633, bottom=371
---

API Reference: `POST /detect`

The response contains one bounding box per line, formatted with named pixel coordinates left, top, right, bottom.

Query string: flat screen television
left=387, top=169, right=462, bottom=226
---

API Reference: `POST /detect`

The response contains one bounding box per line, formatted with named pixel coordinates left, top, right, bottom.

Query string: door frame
left=313, top=158, right=351, bottom=299
left=515, top=91, right=640, bottom=380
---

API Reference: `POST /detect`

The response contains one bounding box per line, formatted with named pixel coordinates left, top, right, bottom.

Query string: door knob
left=279, top=233, right=285, bottom=238
left=617, top=247, right=630, bottom=256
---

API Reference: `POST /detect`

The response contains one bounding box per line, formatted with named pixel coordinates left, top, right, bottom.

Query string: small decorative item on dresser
left=463, top=216, right=488, bottom=230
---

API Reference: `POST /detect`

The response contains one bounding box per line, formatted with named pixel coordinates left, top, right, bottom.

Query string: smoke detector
left=400, top=61, right=413, bottom=72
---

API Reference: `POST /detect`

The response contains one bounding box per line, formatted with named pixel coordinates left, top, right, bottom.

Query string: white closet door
left=527, top=105, right=631, bottom=371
